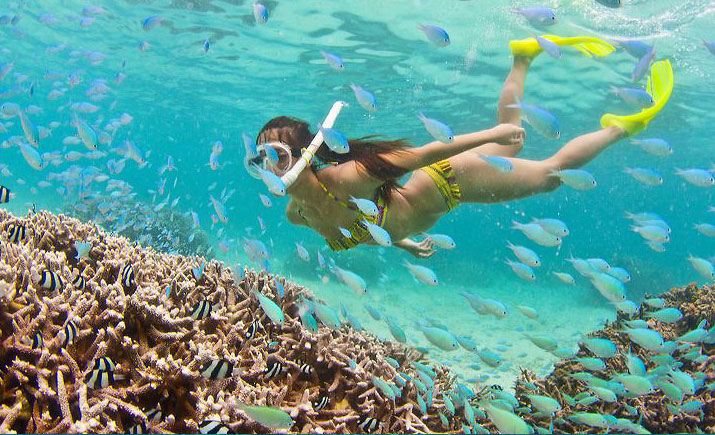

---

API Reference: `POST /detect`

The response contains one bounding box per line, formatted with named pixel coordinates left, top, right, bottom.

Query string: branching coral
left=0, top=210, right=454, bottom=434
left=3, top=209, right=712, bottom=434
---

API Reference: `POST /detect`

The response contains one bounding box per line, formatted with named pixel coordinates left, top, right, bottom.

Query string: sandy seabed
left=0, top=209, right=713, bottom=434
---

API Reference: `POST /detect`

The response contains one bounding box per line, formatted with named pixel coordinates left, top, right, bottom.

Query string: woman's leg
left=476, top=56, right=533, bottom=158
left=452, top=126, right=625, bottom=203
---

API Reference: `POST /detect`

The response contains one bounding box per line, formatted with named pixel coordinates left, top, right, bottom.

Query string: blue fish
left=274, top=278, right=285, bottom=299
left=632, top=46, right=656, bottom=82
left=142, top=15, right=163, bottom=32
left=365, top=304, right=382, bottom=320
left=320, top=51, right=345, bottom=71
left=704, top=40, right=715, bottom=56
left=507, top=96, right=560, bottom=139
left=596, top=0, right=622, bottom=7
left=535, top=35, right=562, bottom=59
left=610, top=87, right=654, bottom=108
left=613, top=39, right=653, bottom=58
left=253, top=3, right=268, bottom=24
left=349, top=84, right=378, bottom=113
left=417, top=24, right=450, bottom=47
left=512, top=7, right=557, bottom=27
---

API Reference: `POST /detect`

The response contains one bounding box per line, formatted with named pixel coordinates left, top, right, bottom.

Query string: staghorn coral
left=514, top=282, right=715, bottom=434
left=0, top=209, right=458, bottom=434
left=64, top=198, right=213, bottom=258
left=3, top=208, right=713, bottom=434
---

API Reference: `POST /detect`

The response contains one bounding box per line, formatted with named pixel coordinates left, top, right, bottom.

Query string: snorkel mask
left=245, top=101, right=347, bottom=189
left=244, top=142, right=295, bottom=178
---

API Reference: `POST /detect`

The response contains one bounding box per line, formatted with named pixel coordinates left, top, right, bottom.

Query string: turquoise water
left=1, top=0, right=713, bottom=383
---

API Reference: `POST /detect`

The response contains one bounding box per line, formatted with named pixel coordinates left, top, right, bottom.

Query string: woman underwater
left=250, top=35, right=673, bottom=258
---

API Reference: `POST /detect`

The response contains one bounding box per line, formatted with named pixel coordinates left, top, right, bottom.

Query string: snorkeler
left=249, top=35, right=673, bottom=258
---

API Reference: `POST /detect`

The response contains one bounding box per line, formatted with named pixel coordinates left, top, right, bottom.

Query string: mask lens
left=259, top=142, right=292, bottom=176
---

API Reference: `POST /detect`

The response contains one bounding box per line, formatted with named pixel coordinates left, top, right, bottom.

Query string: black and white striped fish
left=6, top=223, right=26, bottom=243
left=0, top=185, right=10, bottom=203
left=92, top=356, right=116, bottom=372
left=263, top=360, right=283, bottom=381
left=31, top=331, right=43, bottom=349
left=245, top=319, right=260, bottom=340
left=299, top=362, right=314, bottom=376
left=38, top=270, right=63, bottom=292
left=120, top=264, right=135, bottom=288
left=62, top=320, right=77, bottom=347
left=199, top=420, right=231, bottom=434
left=85, top=368, right=114, bottom=389
left=313, top=395, right=330, bottom=411
left=146, top=405, right=163, bottom=423
left=72, top=274, right=86, bottom=291
left=357, top=416, right=380, bottom=433
left=128, top=422, right=147, bottom=434
left=191, top=299, right=212, bottom=320
left=200, top=358, right=235, bottom=380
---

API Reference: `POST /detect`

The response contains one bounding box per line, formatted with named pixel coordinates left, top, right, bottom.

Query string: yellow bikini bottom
left=326, top=160, right=461, bottom=252
left=420, top=159, right=461, bottom=211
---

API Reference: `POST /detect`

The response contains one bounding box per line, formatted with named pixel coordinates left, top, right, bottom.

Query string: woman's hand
left=489, top=123, right=526, bottom=146
left=395, top=237, right=435, bottom=258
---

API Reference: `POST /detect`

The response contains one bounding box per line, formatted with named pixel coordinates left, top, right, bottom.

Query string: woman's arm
left=285, top=199, right=308, bottom=226
left=381, top=123, right=525, bottom=172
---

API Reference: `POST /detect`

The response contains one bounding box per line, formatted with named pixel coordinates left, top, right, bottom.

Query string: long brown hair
left=257, top=116, right=410, bottom=201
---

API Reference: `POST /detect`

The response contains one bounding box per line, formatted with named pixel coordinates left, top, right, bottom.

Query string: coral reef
left=1, top=208, right=713, bottom=434
left=64, top=198, right=212, bottom=258
left=514, top=282, right=715, bottom=434
left=0, top=209, right=453, bottom=434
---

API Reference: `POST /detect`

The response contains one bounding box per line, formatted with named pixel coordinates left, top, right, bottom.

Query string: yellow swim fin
left=509, top=35, right=616, bottom=58
left=601, top=59, right=674, bottom=137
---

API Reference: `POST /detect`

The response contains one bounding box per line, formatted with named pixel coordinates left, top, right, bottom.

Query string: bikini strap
left=316, top=178, right=356, bottom=210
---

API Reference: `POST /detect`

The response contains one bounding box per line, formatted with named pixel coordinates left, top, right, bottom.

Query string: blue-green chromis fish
left=252, top=290, right=284, bottom=325
left=237, top=403, right=293, bottom=430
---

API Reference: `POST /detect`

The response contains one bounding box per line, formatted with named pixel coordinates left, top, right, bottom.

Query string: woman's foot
left=514, top=55, right=534, bottom=66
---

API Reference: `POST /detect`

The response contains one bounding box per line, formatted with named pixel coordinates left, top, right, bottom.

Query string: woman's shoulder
left=319, top=161, right=384, bottom=194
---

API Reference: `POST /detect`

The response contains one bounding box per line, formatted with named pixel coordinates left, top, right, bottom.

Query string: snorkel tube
left=279, top=100, right=348, bottom=189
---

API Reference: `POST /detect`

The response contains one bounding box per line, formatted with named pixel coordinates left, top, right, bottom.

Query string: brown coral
left=3, top=208, right=713, bottom=434
left=0, top=209, right=457, bottom=434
